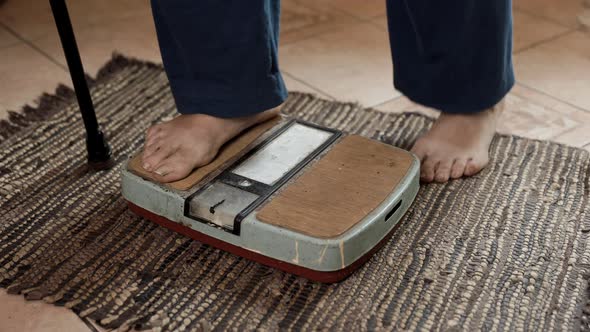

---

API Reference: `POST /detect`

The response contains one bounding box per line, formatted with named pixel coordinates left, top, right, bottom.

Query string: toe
left=434, top=159, right=453, bottom=183
left=151, top=163, right=176, bottom=181
left=142, top=140, right=161, bottom=161
left=145, top=131, right=162, bottom=149
left=464, top=157, right=488, bottom=177
left=141, top=140, right=165, bottom=169
left=464, top=160, right=479, bottom=176
left=420, top=157, right=438, bottom=183
left=145, top=125, right=167, bottom=149
left=450, top=159, right=467, bottom=179
left=410, top=139, right=428, bottom=162
left=142, top=127, right=165, bottom=167
left=153, top=156, right=194, bottom=182
left=146, top=124, right=163, bottom=139
left=143, top=146, right=176, bottom=172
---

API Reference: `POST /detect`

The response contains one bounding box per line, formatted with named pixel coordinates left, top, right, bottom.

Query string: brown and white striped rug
left=1, top=56, right=590, bottom=331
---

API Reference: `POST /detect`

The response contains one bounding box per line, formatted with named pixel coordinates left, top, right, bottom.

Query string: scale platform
left=121, top=116, right=420, bottom=283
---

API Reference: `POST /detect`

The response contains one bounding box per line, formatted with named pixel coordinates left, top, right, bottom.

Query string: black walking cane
left=49, top=0, right=114, bottom=170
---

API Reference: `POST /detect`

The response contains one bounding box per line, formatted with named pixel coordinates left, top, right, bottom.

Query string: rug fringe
left=0, top=86, right=72, bottom=143
left=95, top=52, right=164, bottom=83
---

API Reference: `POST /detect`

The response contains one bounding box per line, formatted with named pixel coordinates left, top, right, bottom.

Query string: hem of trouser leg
left=173, top=88, right=288, bottom=119
left=396, top=78, right=515, bottom=114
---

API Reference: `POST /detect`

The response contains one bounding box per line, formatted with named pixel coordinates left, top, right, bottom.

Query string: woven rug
left=1, top=56, right=590, bottom=331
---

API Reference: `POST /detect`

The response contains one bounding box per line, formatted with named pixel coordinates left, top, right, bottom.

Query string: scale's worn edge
left=121, top=157, right=420, bottom=280
left=127, top=201, right=406, bottom=283
left=127, top=182, right=412, bottom=283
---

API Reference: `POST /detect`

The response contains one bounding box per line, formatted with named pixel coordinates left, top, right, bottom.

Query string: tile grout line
left=80, top=316, right=100, bottom=332
left=279, top=7, right=393, bottom=107
left=369, top=95, right=405, bottom=109
left=545, top=123, right=588, bottom=143
left=511, top=83, right=590, bottom=146
left=366, top=94, right=405, bottom=109
left=369, top=21, right=388, bottom=32
left=515, top=80, right=590, bottom=116
left=0, top=21, right=23, bottom=49
left=324, top=7, right=387, bottom=25
left=0, top=21, right=68, bottom=71
left=511, top=81, right=587, bottom=113
left=283, top=70, right=400, bottom=109
left=282, top=71, right=337, bottom=100
left=280, top=19, right=387, bottom=49
left=512, top=5, right=581, bottom=30
left=319, top=3, right=375, bottom=24
left=510, top=85, right=590, bottom=131
left=513, top=28, right=577, bottom=54
left=279, top=3, right=369, bottom=47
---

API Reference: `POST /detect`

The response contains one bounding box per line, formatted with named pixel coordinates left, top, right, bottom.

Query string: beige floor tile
left=499, top=84, right=590, bottom=141
left=514, top=31, right=590, bottom=112
left=550, top=124, right=590, bottom=147
left=32, top=13, right=161, bottom=77
left=375, top=84, right=590, bottom=144
left=580, top=9, right=590, bottom=30
left=282, top=72, right=333, bottom=99
left=279, top=22, right=399, bottom=107
left=371, top=15, right=388, bottom=31
left=319, top=0, right=386, bottom=19
left=0, top=0, right=151, bottom=41
left=0, top=43, right=69, bottom=113
left=374, top=9, right=571, bottom=53
left=0, top=24, right=19, bottom=48
left=0, top=0, right=59, bottom=41
left=281, top=0, right=358, bottom=45
left=513, top=0, right=584, bottom=28
left=0, top=105, right=8, bottom=120
left=513, top=10, right=570, bottom=52
left=0, top=289, right=90, bottom=332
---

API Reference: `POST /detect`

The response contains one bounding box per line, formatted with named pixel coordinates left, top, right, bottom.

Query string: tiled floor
left=1, top=0, right=590, bottom=331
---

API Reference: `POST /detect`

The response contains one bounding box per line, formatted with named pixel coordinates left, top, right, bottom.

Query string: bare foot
left=141, top=107, right=280, bottom=182
left=411, top=100, right=504, bottom=183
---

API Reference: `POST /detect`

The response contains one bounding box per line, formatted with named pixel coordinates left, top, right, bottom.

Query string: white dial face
left=231, top=123, right=332, bottom=185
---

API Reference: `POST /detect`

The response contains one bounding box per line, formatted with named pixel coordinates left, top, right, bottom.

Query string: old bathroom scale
left=121, top=115, right=420, bottom=282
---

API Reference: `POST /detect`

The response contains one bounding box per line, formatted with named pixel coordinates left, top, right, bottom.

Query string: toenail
left=155, top=169, right=165, bottom=176
left=143, top=163, right=151, bottom=170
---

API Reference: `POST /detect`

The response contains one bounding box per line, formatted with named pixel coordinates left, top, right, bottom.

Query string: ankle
left=440, top=100, right=504, bottom=122
left=236, top=106, right=281, bottom=128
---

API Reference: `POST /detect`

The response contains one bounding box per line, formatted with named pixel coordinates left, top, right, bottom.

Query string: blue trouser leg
left=151, top=0, right=512, bottom=117
left=386, top=0, right=515, bottom=113
left=150, top=0, right=287, bottom=118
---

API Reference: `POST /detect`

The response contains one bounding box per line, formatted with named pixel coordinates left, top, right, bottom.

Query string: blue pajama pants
left=150, top=0, right=514, bottom=117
